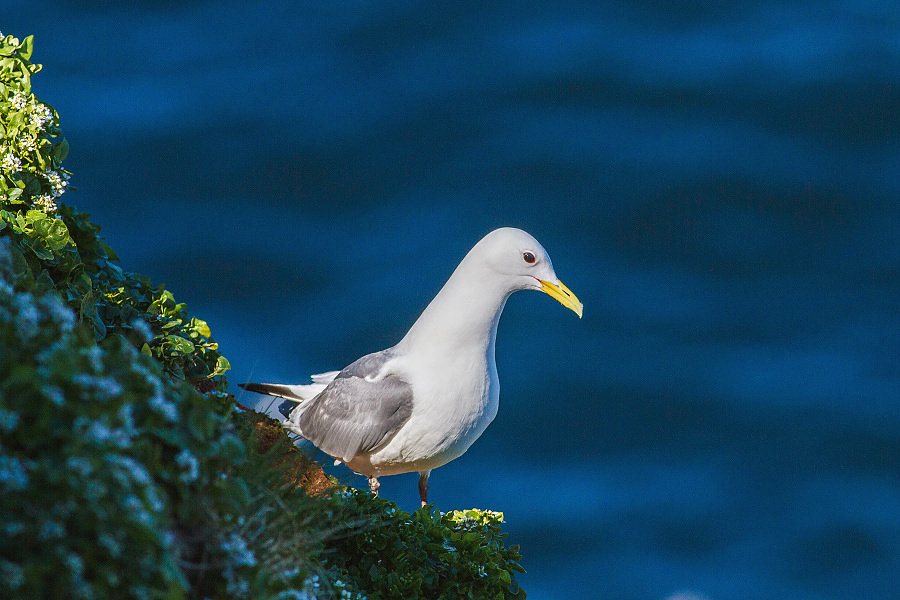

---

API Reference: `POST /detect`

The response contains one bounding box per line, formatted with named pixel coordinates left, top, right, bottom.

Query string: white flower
left=128, top=585, right=150, bottom=600
left=31, top=103, right=53, bottom=128
left=175, top=449, right=200, bottom=483
left=13, top=292, right=39, bottom=340
left=131, top=318, right=154, bottom=342
left=34, top=194, right=58, bottom=213
left=123, top=495, right=154, bottom=527
left=20, top=134, right=37, bottom=153
left=44, top=169, right=70, bottom=198
left=117, top=404, right=135, bottom=433
left=0, top=456, right=28, bottom=491
left=161, top=530, right=175, bottom=548
left=144, top=485, right=164, bottom=513
left=1, top=152, right=21, bottom=173
left=38, top=520, right=65, bottom=540
left=0, top=408, right=19, bottom=433
left=0, top=560, right=25, bottom=591
left=73, top=374, right=123, bottom=401
left=221, top=532, right=257, bottom=567
left=3, top=522, right=25, bottom=537
left=85, top=346, right=103, bottom=372
left=75, top=417, right=130, bottom=448
left=42, top=384, right=65, bottom=406
left=65, top=553, right=85, bottom=578
left=10, top=91, right=26, bottom=110
left=99, top=533, right=123, bottom=558
left=275, top=591, right=311, bottom=600
left=65, top=456, right=93, bottom=477
left=39, top=294, right=74, bottom=329
left=149, top=394, right=178, bottom=422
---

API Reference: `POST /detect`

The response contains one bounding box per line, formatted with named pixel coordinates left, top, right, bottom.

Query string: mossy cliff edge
left=0, top=34, right=525, bottom=600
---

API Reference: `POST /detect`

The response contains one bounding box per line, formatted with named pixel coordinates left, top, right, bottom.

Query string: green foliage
left=0, top=32, right=527, bottom=600
left=0, top=33, right=228, bottom=385
left=0, top=238, right=255, bottom=599
left=325, top=490, right=526, bottom=600
left=0, top=202, right=231, bottom=383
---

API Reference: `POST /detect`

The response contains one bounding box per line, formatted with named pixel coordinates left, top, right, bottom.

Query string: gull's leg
left=418, top=470, right=431, bottom=507
left=368, top=476, right=380, bottom=496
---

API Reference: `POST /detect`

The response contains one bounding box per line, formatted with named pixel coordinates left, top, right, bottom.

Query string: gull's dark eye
left=523, top=251, right=536, bottom=264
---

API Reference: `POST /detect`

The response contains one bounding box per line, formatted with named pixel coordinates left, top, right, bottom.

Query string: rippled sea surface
left=8, top=2, right=900, bottom=598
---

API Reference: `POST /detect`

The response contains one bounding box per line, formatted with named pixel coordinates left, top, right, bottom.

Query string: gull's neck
left=398, top=256, right=512, bottom=359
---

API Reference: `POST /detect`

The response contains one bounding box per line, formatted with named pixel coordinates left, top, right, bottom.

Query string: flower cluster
left=0, top=34, right=68, bottom=215
left=45, top=168, right=69, bottom=197
left=1, top=150, right=21, bottom=173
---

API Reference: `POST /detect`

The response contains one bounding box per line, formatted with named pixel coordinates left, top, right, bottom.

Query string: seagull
left=239, top=227, right=582, bottom=506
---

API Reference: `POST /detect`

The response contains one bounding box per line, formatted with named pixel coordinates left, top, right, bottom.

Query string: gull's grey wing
left=295, top=349, right=413, bottom=463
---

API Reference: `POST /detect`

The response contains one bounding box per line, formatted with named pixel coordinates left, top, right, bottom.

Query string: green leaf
left=192, top=318, right=211, bottom=338
left=209, top=355, right=231, bottom=378
left=51, top=138, right=69, bottom=164
left=165, top=335, right=195, bottom=355
left=79, top=289, right=107, bottom=340
left=20, top=35, right=34, bottom=61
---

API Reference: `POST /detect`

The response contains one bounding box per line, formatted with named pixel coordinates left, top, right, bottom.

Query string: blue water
left=8, top=2, right=900, bottom=598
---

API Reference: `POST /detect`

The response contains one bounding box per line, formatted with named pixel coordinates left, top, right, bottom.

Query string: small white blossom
left=225, top=575, right=250, bottom=597
left=34, top=194, right=58, bottom=213
left=99, top=532, right=123, bottom=558
left=111, top=454, right=151, bottom=486
left=38, top=520, right=65, bottom=540
left=117, top=404, right=135, bottom=432
left=1, top=151, right=21, bottom=173
left=149, top=394, right=178, bottom=422
left=44, top=169, right=70, bottom=198
left=0, top=408, right=19, bottom=433
left=13, top=292, right=39, bottom=340
left=175, top=449, right=200, bottom=483
left=275, top=591, right=311, bottom=600
left=85, top=346, right=104, bottom=372
left=0, top=560, right=25, bottom=591
left=128, top=586, right=150, bottom=600
left=3, top=522, right=25, bottom=537
left=131, top=318, right=154, bottom=342
left=10, top=91, right=27, bottom=110
left=20, top=134, right=38, bottom=153
left=145, top=485, right=165, bottom=513
left=31, top=103, right=53, bottom=128
left=123, top=495, right=154, bottom=527
left=73, top=374, right=123, bottom=401
left=0, top=456, right=28, bottom=490
left=222, top=532, right=257, bottom=567
left=42, top=384, right=66, bottom=406
left=65, top=553, right=85, bottom=578
left=39, top=294, right=74, bottom=329
left=65, top=456, right=93, bottom=477
left=161, top=530, right=175, bottom=547
left=87, top=420, right=113, bottom=443
left=75, top=417, right=129, bottom=447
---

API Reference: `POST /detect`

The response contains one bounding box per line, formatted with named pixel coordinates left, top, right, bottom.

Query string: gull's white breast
left=355, top=349, right=500, bottom=476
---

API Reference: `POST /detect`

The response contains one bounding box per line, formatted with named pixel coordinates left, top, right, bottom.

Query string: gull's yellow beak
left=538, top=279, right=583, bottom=318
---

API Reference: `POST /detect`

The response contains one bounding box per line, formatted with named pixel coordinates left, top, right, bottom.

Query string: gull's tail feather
left=240, top=372, right=340, bottom=427
left=237, top=382, right=309, bottom=401
left=311, top=370, right=340, bottom=384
